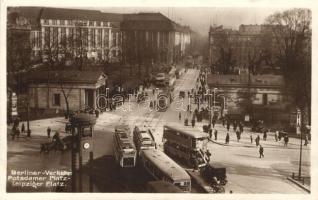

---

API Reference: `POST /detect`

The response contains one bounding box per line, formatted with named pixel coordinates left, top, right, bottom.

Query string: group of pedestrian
left=11, top=118, right=26, bottom=140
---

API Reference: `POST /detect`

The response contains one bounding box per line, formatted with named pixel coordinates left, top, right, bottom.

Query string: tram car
left=113, top=125, right=137, bottom=168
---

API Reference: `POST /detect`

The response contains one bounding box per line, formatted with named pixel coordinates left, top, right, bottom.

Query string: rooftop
left=207, top=74, right=284, bottom=87
left=25, top=70, right=107, bottom=84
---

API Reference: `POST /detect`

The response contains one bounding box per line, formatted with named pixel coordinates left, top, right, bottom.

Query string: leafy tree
left=265, top=8, right=311, bottom=125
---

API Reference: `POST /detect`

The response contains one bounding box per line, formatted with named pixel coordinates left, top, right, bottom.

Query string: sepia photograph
left=2, top=0, right=315, bottom=198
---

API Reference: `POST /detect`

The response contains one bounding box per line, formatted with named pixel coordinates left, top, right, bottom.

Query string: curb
left=286, top=177, right=310, bottom=193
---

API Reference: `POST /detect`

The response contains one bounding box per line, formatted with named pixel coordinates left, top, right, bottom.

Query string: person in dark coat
left=259, top=145, right=264, bottom=158
left=212, top=118, right=216, bottom=128
left=191, top=118, right=195, bottom=128
left=222, top=118, right=225, bottom=127
left=214, top=129, right=218, bottom=140
left=206, top=150, right=211, bottom=163
left=21, top=123, right=25, bottom=133
left=304, top=134, right=309, bottom=146
left=47, top=127, right=51, bottom=138
left=208, top=128, right=212, bottom=139
left=250, top=133, right=253, bottom=143
left=179, top=112, right=182, bottom=121
left=225, top=132, right=230, bottom=144
left=284, top=135, right=289, bottom=147
left=233, top=121, right=237, bottom=132
left=263, top=130, right=267, bottom=141
left=236, top=130, right=240, bottom=142
left=226, top=122, right=230, bottom=132
left=255, top=135, right=260, bottom=146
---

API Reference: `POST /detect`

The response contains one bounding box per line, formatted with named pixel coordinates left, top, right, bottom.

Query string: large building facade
left=121, top=13, right=191, bottom=65
left=207, top=74, right=292, bottom=123
left=8, top=7, right=191, bottom=65
left=208, top=24, right=274, bottom=73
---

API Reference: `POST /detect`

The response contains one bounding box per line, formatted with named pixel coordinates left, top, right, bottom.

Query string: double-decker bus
left=163, top=123, right=209, bottom=168
left=113, top=125, right=137, bottom=168
left=139, top=149, right=191, bottom=192
left=133, top=126, right=156, bottom=154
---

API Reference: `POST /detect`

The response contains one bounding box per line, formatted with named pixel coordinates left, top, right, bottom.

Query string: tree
left=265, top=8, right=311, bottom=125
left=7, top=19, right=32, bottom=93
left=213, top=32, right=237, bottom=74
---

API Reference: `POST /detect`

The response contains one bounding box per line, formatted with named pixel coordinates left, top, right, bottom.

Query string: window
left=103, top=21, right=108, bottom=27
left=89, top=21, right=94, bottom=26
left=42, top=19, right=49, bottom=25
left=60, top=20, right=65, bottom=25
left=53, top=94, right=61, bottom=106
left=52, top=20, right=57, bottom=25
left=96, top=21, right=101, bottom=26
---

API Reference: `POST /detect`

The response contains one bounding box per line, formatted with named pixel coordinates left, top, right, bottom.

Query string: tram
left=113, top=125, right=137, bottom=168
left=133, top=126, right=156, bottom=154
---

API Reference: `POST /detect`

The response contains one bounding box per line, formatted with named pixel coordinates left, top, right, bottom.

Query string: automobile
left=155, top=73, right=166, bottom=87
left=179, top=91, right=185, bottom=98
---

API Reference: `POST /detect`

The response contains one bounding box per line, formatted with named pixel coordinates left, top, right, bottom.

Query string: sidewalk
left=194, top=119, right=311, bottom=150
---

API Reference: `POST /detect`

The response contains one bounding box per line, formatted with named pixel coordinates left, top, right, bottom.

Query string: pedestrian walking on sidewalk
left=236, top=130, right=240, bottom=142
left=179, top=112, right=182, bottom=121
left=284, top=135, right=289, bottom=147
left=226, top=121, right=230, bottom=132
left=225, top=132, right=230, bottom=144
left=239, top=122, right=244, bottom=133
left=21, top=123, right=25, bottom=133
left=255, top=135, right=260, bottom=146
left=304, top=134, right=309, bottom=146
left=250, top=133, right=253, bottom=143
left=259, top=145, right=264, bottom=158
left=191, top=118, right=195, bottom=128
left=263, top=130, right=267, bottom=141
left=222, top=117, right=225, bottom=127
left=214, top=129, right=218, bottom=140
left=233, top=121, right=237, bottom=132
left=208, top=128, right=212, bottom=139
left=47, top=127, right=51, bottom=138
left=275, top=131, right=278, bottom=142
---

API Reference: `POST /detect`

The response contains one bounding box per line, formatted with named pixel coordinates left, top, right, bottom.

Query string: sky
left=97, top=7, right=287, bottom=36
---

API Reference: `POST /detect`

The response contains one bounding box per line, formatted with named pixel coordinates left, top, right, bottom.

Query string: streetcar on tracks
left=133, top=126, right=156, bottom=154
left=139, top=149, right=191, bottom=192
left=146, top=180, right=183, bottom=193
left=113, top=125, right=137, bottom=168
left=163, top=123, right=209, bottom=169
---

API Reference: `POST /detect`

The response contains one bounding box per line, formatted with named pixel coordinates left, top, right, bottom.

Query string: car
left=179, top=91, right=185, bottom=98
left=155, top=73, right=166, bottom=87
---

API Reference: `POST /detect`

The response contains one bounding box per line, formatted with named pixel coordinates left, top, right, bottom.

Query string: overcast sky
left=97, top=7, right=287, bottom=36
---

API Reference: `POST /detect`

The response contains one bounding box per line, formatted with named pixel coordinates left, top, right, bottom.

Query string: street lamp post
left=212, top=88, right=217, bottom=119
left=297, top=108, right=303, bottom=180
left=26, top=101, right=31, bottom=137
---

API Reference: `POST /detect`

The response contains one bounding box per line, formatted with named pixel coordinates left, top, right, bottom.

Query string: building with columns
left=25, top=70, right=107, bottom=116
left=121, top=13, right=191, bottom=65
left=9, top=7, right=191, bottom=66
left=9, top=7, right=123, bottom=63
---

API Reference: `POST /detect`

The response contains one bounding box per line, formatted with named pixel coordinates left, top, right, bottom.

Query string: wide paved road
left=8, top=68, right=309, bottom=193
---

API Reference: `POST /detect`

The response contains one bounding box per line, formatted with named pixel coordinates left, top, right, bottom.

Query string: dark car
left=179, top=91, right=185, bottom=98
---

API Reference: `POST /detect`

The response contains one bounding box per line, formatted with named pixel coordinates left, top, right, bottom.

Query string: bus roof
left=141, top=149, right=190, bottom=181
left=147, top=181, right=183, bottom=193
left=164, top=123, right=207, bottom=139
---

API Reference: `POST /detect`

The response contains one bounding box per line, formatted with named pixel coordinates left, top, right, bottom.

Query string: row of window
left=42, top=19, right=110, bottom=27
left=42, top=27, right=121, bottom=48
